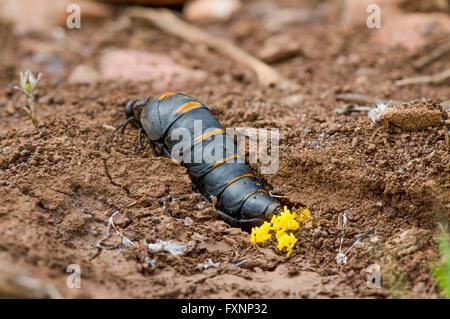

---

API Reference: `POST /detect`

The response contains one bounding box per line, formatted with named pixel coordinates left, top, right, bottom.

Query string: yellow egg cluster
left=277, top=233, right=298, bottom=258
left=250, top=221, right=272, bottom=243
left=250, top=206, right=312, bottom=257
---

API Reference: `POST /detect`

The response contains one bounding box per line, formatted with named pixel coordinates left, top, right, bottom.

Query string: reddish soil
left=0, top=0, right=449, bottom=298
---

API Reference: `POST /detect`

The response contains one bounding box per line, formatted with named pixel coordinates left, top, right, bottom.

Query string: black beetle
left=117, top=92, right=281, bottom=229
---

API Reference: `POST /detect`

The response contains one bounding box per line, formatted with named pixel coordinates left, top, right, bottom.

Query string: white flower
left=368, top=101, right=391, bottom=123
left=18, top=71, right=42, bottom=96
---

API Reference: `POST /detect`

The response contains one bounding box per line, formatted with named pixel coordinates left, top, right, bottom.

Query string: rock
left=99, top=0, right=187, bottom=5
left=68, top=64, right=99, bottom=84
left=412, top=281, right=427, bottom=297
left=371, top=12, right=450, bottom=50
left=326, top=123, right=342, bottom=135
left=442, top=100, right=450, bottom=109
left=281, top=94, right=305, bottom=107
left=399, top=0, right=450, bottom=13
left=6, top=100, right=15, bottom=115
left=183, top=0, right=241, bottom=23
left=340, top=0, right=400, bottom=29
left=148, top=240, right=187, bottom=256
left=229, top=19, right=258, bottom=39
left=0, top=0, right=114, bottom=34
left=257, top=35, right=303, bottom=64
left=385, top=228, right=432, bottom=257
left=99, top=49, right=207, bottom=91
left=367, top=143, right=377, bottom=152
left=341, top=0, right=450, bottom=50
left=0, top=261, right=61, bottom=298
left=382, top=101, right=444, bottom=131
left=261, top=8, right=314, bottom=32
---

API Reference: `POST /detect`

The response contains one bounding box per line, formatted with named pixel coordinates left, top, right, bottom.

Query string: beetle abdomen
left=140, top=93, right=280, bottom=227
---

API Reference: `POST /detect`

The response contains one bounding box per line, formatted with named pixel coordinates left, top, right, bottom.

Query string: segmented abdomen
left=140, top=93, right=280, bottom=227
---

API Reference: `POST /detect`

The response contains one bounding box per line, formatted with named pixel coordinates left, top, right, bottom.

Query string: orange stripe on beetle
left=212, top=154, right=240, bottom=169
left=182, top=105, right=203, bottom=114
left=158, top=92, right=176, bottom=101
left=243, top=189, right=269, bottom=202
left=197, top=129, right=225, bottom=143
left=226, top=173, right=254, bottom=187
left=176, top=102, right=202, bottom=114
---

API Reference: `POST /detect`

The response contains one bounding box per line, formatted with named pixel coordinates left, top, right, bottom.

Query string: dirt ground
left=0, top=0, right=449, bottom=298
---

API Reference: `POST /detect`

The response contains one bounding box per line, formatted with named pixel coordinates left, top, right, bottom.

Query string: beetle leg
left=148, top=140, right=164, bottom=156
left=148, top=139, right=160, bottom=156
left=137, top=127, right=143, bottom=150
left=115, top=116, right=140, bottom=134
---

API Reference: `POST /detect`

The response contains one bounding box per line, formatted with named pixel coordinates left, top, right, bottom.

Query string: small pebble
left=184, top=217, right=193, bottom=226
left=368, top=143, right=376, bottom=151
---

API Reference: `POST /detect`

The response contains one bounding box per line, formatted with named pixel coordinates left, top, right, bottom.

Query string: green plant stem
left=432, top=230, right=450, bottom=299
left=27, top=94, right=38, bottom=128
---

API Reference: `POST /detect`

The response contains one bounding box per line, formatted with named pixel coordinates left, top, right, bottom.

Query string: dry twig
left=335, top=93, right=401, bottom=106
left=333, top=104, right=372, bottom=115
left=414, top=42, right=450, bottom=70
left=395, top=69, right=450, bottom=87
left=124, top=7, right=298, bottom=90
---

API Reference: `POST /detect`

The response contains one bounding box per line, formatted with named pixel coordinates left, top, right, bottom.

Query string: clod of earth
left=382, top=101, right=445, bottom=131
left=385, top=228, right=433, bottom=257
